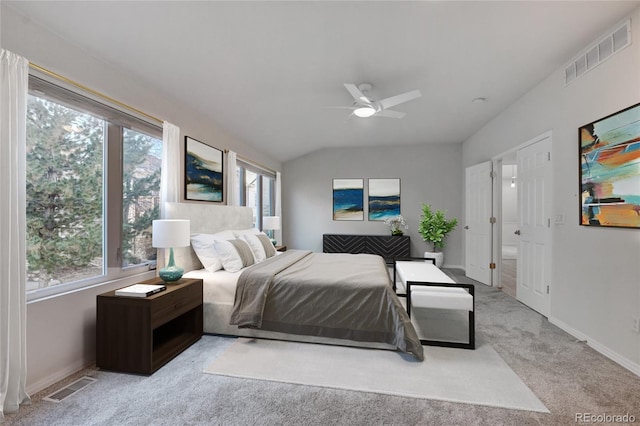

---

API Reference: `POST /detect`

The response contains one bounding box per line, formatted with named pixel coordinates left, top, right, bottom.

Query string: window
left=121, top=128, right=162, bottom=267
left=237, top=160, right=275, bottom=229
left=244, top=169, right=258, bottom=225
left=26, top=95, right=106, bottom=289
left=26, top=76, right=162, bottom=299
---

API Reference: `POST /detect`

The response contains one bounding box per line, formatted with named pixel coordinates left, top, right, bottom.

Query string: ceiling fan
left=338, top=83, right=422, bottom=119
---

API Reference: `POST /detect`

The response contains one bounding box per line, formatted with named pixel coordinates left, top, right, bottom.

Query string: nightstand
left=96, top=277, right=203, bottom=375
left=275, top=245, right=287, bottom=252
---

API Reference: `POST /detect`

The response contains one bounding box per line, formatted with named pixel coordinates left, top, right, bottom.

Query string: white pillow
left=232, top=227, right=261, bottom=238
left=214, top=239, right=255, bottom=273
left=241, top=233, right=267, bottom=263
left=190, top=231, right=236, bottom=272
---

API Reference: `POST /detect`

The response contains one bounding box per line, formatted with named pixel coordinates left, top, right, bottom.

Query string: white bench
left=394, top=257, right=475, bottom=349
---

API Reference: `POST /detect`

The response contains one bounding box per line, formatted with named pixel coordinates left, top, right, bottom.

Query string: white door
left=516, top=136, right=551, bottom=316
left=465, top=161, right=493, bottom=285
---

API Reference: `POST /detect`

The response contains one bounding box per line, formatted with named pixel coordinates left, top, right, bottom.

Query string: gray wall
left=283, top=144, right=463, bottom=267
left=463, top=9, right=640, bottom=372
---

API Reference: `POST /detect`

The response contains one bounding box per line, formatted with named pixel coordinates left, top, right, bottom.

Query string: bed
left=165, top=202, right=423, bottom=360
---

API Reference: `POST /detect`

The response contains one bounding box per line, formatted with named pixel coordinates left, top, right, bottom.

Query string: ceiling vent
left=565, top=19, right=631, bottom=85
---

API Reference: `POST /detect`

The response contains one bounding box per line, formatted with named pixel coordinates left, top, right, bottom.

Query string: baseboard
left=26, top=358, right=94, bottom=396
left=549, top=316, right=640, bottom=377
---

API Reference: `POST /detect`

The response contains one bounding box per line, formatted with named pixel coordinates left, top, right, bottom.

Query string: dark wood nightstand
left=275, top=245, right=287, bottom=252
left=96, top=277, right=203, bottom=375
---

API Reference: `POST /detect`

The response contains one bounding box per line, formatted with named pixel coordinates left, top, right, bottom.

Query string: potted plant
left=384, top=215, right=408, bottom=236
left=418, top=203, right=457, bottom=267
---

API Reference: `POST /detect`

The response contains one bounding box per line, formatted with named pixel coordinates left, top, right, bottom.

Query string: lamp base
left=159, top=265, right=184, bottom=282
left=159, top=247, right=184, bottom=282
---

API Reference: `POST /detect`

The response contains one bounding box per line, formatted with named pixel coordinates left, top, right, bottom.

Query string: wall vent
left=565, top=19, right=631, bottom=85
left=43, top=376, right=97, bottom=403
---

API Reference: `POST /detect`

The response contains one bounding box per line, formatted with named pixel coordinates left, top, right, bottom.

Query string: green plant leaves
left=418, top=203, right=458, bottom=250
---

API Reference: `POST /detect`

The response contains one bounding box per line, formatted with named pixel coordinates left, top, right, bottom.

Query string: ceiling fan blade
left=344, top=83, right=369, bottom=102
left=375, top=109, right=406, bottom=119
left=379, top=89, right=422, bottom=110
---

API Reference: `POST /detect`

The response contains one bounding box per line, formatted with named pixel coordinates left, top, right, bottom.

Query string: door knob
left=464, top=226, right=469, bottom=230
left=514, top=230, right=521, bottom=235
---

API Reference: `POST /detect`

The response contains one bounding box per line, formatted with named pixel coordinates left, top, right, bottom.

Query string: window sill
left=27, top=270, right=157, bottom=304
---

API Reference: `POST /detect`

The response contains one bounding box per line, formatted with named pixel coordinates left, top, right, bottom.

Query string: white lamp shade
left=152, top=219, right=190, bottom=248
left=262, top=216, right=281, bottom=231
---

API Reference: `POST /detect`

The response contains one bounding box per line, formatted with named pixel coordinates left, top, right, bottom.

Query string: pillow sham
left=256, top=233, right=277, bottom=258
left=190, top=231, right=236, bottom=272
left=240, top=233, right=267, bottom=263
left=214, top=239, right=255, bottom=273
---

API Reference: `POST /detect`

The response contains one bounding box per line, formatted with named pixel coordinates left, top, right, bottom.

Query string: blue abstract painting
left=185, top=137, right=223, bottom=202
left=333, top=179, right=364, bottom=220
left=368, top=178, right=400, bottom=221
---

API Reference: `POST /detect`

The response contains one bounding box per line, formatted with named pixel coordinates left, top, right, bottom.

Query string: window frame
left=26, top=75, right=163, bottom=302
left=236, top=159, right=276, bottom=230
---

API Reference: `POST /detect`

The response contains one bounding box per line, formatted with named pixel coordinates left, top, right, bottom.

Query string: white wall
left=283, top=144, right=463, bottom=267
left=1, top=4, right=282, bottom=393
left=463, top=11, right=640, bottom=373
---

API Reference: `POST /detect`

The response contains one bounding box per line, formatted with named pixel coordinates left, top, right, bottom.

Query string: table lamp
left=152, top=219, right=190, bottom=282
left=262, top=216, right=281, bottom=245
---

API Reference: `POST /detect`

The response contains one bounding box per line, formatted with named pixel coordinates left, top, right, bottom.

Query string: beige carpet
left=204, top=337, right=549, bottom=413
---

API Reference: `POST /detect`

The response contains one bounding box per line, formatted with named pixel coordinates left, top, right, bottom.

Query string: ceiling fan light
left=354, top=106, right=376, bottom=118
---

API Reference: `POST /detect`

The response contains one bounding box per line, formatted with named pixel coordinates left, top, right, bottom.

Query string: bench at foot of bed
left=394, top=258, right=475, bottom=350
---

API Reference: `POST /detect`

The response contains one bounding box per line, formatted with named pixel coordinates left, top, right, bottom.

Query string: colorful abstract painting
left=580, top=103, right=640, bottom=228
left=333, top=179, right=364, bottom=220
left=368, top=178, right=400, bottom=221
left=185, top=136, right=224, bottom=202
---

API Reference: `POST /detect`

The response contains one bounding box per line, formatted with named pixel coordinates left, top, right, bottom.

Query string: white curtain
left=160, top=121, right=180, bottom=218
left=226, top=150, right=239, bottom=206
left=275, top=171, right=282, bottom=244
left=158, top=122, right=180, bottom=270
left=0, top=49, right=31, bottom=420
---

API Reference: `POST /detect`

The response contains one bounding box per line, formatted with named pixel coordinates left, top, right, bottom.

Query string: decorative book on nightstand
left=115, top=283, right=166, bottom=297
left=96, top=277, right=203, bottom=375
left=275, top=245, right=287, bottom=252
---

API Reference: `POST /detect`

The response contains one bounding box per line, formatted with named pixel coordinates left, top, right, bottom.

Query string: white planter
left=424, top=251, right=444, bottom=268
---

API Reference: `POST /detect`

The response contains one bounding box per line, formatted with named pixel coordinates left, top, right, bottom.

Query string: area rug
left=203, top=338, right=549, bottom=413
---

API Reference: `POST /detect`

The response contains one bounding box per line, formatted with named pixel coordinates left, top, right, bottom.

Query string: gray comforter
left=230, top=250, right=424, bottom=361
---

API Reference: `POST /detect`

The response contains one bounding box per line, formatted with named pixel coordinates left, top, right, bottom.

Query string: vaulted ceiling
left=5, top=1, right=639, bottom=162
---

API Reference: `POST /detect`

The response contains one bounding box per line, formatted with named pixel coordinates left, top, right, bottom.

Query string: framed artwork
left=333, top=179, right=364, bottom=220
left=185, top=136, right=224, bottom=202
left=579, top=102, right=640, bottom=228
left=368, top=178, right=400, bottom=221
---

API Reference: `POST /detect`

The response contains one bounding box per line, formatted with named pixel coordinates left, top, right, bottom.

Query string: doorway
left=490, top=132, right=552, bottom=317
left=500, top=158, right=518, bottom=298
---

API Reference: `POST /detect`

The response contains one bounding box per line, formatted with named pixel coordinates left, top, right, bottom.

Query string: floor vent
left=43, top=376, right=97, bottom=403
left=565, top=19, right=631, bottom=85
